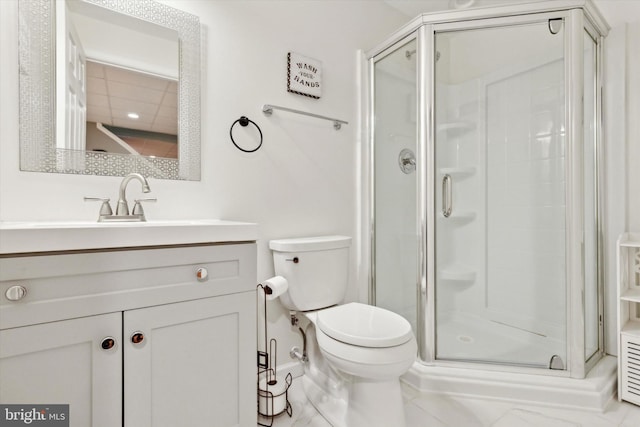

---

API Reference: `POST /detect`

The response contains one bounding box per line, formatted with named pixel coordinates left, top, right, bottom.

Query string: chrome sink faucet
left=85, top=173, right=155, bottom=222
left=116, top=173, right=151, bottom=215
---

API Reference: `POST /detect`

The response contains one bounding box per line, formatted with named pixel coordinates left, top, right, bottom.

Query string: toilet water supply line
left=287, top=311, right=308, bottom=363
left=290, top=324, right=308, bottom=363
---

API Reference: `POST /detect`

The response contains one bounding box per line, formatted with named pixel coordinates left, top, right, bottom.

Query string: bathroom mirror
left=18, top=0, right=201, bottom=180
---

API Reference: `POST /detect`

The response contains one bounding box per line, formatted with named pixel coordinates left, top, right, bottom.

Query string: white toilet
left=269, top=235, right=417, bottom=427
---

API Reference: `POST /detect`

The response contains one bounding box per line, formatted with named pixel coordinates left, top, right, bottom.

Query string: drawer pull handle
left=131, top=332, right=145, bottom=345
left=101, top=337, right=116, bottom=351
left=196, top=267, right=208, bottom=281
left=5, top=285, right=27, bottom=301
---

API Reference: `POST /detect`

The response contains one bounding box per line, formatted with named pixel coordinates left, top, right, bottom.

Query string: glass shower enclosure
left=369, top=1, right=606, bottom=378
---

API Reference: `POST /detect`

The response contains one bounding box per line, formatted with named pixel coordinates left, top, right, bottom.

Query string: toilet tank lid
left=269, top=235, right=351, bottom=252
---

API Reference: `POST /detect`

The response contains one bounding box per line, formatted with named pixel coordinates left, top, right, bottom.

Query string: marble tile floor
left=262, top=378, right=640, bottom=427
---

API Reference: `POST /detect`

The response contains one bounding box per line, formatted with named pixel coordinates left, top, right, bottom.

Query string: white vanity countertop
left=0, top=220, right=258, bottom=254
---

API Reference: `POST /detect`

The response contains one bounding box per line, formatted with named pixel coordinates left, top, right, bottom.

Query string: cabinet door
left=124, top=293, right=256, bottom=427
left=0, top=313, right=122, bottom=427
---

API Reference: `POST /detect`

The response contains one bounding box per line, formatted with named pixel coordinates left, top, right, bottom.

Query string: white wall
left=0, top=0, right=408, bottom=371
left=625, top=22, right=640, bottom=231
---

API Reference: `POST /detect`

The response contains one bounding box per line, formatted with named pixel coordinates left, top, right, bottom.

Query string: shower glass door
left=372, top=38, right=419, bottom=332
left=434, top=19, right=567, bottom=367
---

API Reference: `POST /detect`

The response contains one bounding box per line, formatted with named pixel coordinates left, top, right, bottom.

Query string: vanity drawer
left=0, top=243, right=257, bottom=329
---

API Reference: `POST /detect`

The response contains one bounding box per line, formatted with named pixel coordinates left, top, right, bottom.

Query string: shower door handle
left=442, top=174, right=452, bottom=218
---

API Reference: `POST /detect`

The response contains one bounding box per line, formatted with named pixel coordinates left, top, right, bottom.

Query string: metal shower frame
left=366, top=0, right=608, bottom=379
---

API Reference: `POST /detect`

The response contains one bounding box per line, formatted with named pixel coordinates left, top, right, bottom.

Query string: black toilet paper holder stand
left=257, top=284, right=292, bottom=426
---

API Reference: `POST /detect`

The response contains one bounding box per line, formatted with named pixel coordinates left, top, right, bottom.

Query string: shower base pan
left=402, top=355, right=617, bottom=412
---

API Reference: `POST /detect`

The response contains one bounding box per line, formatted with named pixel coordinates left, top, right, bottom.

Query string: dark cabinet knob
left=131, top=332, right=145, bottom=344
left=101, top=337, right=116, bottom=350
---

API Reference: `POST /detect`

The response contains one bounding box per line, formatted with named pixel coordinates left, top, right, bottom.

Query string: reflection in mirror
left=18, top=0, right=200, bottom=180
left=85, top=61, right=178, bottom=159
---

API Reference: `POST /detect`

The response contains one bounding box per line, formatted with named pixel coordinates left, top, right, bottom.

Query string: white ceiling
left=382, top=0, right=541, bottom=16
left=85, top=61, right=178, bottom=136
left=592, top=0, right=640, bottom=27
left=382, top=0, right=450, bottom=15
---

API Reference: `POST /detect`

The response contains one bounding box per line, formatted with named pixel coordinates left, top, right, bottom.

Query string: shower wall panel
left=485, top=59, right=566, bottom=341
left=434, top=79, right=484, bottom=320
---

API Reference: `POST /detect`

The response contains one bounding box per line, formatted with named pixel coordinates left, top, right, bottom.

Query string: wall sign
left=287, top=52, right=322, bottom=99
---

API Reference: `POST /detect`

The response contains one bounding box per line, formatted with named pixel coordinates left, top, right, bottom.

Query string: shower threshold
left=401, top=355, right=617, bottom=412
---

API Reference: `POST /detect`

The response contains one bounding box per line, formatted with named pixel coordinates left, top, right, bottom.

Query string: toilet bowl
left=315, top=303, right=417, bottom=380
left=269, top=236, right=417, bottom=427
left=313, top=303, right=417, bottom=427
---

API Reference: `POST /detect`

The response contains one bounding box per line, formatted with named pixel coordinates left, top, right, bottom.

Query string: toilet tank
left=269, top=235, right=351, bottom=311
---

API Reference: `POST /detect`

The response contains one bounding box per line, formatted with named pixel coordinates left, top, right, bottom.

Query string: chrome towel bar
left=262, top=104, right=348, bottom=130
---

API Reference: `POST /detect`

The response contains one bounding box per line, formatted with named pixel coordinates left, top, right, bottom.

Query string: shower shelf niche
left=440, top=266, right=476, bottom=282
left=437, top=121, right=476, bottom=136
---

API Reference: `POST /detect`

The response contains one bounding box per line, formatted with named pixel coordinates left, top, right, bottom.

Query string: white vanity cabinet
left=124, top=293, right=254, bottom=427
left=0, top=312, right=123, bottom=425
left=0, top=242, right=257, bottom=427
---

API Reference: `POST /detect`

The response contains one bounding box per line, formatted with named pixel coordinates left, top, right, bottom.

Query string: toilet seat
left=317, top=302, right=413, bottom=348
left=315, top=322, right=417, bottom=380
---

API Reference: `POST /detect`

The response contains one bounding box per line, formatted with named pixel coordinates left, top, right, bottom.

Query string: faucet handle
left=84, top=197, right=113, bottom=216
left=132, top=198, right=157, bottom=217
